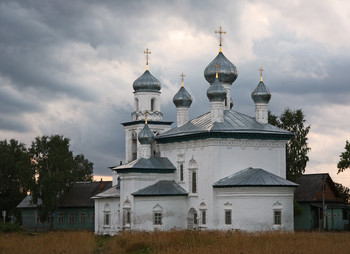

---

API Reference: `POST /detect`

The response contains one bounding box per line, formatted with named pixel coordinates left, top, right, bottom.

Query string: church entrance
left=187, top=208, right=198, bottom=229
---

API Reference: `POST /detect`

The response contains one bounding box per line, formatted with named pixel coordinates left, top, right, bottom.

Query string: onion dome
left=133, top=70, right=161, bottom=92
left=173, top=74, right=193, bottom=108
left=251, top=68, right=271, bottom=103
left=138, top=123, right=154, bottom=145
left=173, top=87, right=192, bottom=107
left=204, top=52, right=238, bottom=84
left=207, top=76, right=227, bottom=102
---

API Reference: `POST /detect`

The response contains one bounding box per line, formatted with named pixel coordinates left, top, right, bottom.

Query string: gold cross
left=144, top=48, right=151, bottom=70
left=258, top=67, right=264, bottom=81
left=180, top=73, right=185, bottom=87
left=215, top=26, right=226, bottom=52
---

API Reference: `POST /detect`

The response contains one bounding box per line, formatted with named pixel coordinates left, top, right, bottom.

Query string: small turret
left=137, top=113, right=154, bottom=159
left=173, top=73, right=193, bottom=127
left=251, top=67, right=271, bottom=124
left=207, top=65, right=226, bottom=123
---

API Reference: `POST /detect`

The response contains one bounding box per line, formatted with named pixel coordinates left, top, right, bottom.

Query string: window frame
left=154, top=212, right=162, bottom=225
left=80, top=212, right=86, bottom=223
left=58, top=213, right=64, bottom=224
left=68, top=212, right=75, bottom=224
left=274, top=210, right=282, bottom=225
left=225, top=210, right=232, bottom=225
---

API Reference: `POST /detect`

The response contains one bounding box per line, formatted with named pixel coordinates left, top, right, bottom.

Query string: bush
left=0, top=222, right=23, bottom=232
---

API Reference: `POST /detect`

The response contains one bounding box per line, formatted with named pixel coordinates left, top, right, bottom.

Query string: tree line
left=0, top=135, right=93, bottom=227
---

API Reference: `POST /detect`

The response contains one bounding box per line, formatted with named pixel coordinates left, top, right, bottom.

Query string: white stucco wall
left=133, top=196, right=187, bottom=230
left=94, top=198, right=120, bottom=235
left=214, top=187, right=295, bottom=231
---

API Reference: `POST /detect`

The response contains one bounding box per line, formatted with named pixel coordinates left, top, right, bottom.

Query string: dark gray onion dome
left=207, top=78, right=227, bottom=101
left=133, top=70, right=161, bottom=92
left=204, top=52, right=238, bottom=84
left=138, top=124, right=154, bottom=144
left=230, top=97, right=234, bottom=109
left=251, top=81, right=271, bottom=103
left=173, top=87, right=193, bottom=108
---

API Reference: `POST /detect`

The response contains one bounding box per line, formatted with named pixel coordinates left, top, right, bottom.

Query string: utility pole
left=323, top=182, right=326, bottom=230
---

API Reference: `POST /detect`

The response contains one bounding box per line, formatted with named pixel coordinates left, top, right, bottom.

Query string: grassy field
left=1, top=230, right=350, bottom=254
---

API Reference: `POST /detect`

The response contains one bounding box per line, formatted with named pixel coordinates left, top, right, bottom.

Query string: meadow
left=0, top=230, right=350, bottom=254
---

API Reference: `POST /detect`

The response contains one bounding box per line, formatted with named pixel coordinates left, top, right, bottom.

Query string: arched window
left=131, top=130, right=137, bottom=161
left=187, top=208, right=198, bottom=229
left=151, top=98, right=156, bottom=111
left=199, top=201, right=207, bottom=227
left=134, top=98, right=139, bottom=111
left=123, top=198, right=131, bottom=229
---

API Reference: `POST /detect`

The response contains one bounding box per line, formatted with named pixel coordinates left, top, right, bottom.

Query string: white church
left=93, top=29, right=298, bottom=235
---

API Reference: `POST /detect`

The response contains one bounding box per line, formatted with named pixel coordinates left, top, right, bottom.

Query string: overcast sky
left=1, top=0, right=350, bottom=186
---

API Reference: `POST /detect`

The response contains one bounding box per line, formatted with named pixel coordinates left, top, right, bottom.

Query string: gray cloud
left=1, top=0, right=350, bottom=184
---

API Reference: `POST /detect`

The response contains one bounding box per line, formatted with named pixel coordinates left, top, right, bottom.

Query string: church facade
left=93, top=30, right=297, bottom=235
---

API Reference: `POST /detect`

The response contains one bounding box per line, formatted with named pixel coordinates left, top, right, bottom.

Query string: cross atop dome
left=258, top=67, right=264, bottom=81
left=180, top=73, right=185, bottom=87
left=215, top=26, right=226, bottom=52
left=144, top=48, right=151, bottom=70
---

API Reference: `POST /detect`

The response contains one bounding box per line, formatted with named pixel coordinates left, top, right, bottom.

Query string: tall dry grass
left=1, top=230, right=350, bottom=254
left=0, top=231, right=95, bottom=254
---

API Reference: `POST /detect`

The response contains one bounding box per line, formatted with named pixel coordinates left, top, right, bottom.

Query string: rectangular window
left=91, top=212, right=95, bottom=223
left=192, top=171, right=197, bottom=193
left=225, top=210, right=232, bottom=225
left=154, top=213, right=162, bottom=225
left=104, top=213, right=110, bottom=226
left=201, top=210, right=206, bottom=225
left=80, top=213, right=86, bottom=223
left=126, top=211, right=131, bottom=224
left=180, top=164, right=184, bottom=182
left=69, top=213, right=75, bottom=223
left=194, top=212, right=198, bottom=225
left=58, top=213, right=64, bottom=224
left=274, top=210, right=281, bottom=225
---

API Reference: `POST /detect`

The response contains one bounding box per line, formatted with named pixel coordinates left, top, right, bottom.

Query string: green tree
left=0, top=139, right=34, bottom=221
left=334, top=182, right=350, bottom=204
left=268, top=109, right=311, bottom=181
left=30, top=135, right=93, bottom=229
left=337, top=140, right=350, bottom=174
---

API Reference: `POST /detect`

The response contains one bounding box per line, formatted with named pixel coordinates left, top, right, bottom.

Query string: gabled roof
left=112, top=157, right=176, bottom=174
left=17, top=181, right=112, bottom=209
left=213, top=167, right=298, bottom=188
left=92, top=185, right=120, bottom=199
left=294, top=174, right=343, bottom=202
left=156, top=110, right=293, bottom=143
left=132, top=180, right=188, bottom=197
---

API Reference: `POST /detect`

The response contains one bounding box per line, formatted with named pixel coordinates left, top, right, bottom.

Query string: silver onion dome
left=133, top=70, right=161, bottom=92
left=251, top=81, right=271, bottom=103
left=138, top=124, right=154, bottom=144
left=204, top=52, right=238, bottom=84
left=173, top=87, right=193, bottom=108
left=207, top=77, right=227, bottom=101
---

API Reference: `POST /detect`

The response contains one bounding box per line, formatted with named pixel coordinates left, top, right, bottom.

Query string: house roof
left=17, top=181, right=112, bottom=209
left=213, top=167, right=298, bottom=188
left=92, top=185, right=120, bottom=199
left=132, top=180, right=188, bottom=197
left=156, top=110, right=293, bottom=143
left=112, top=157, right=176, bottom=174
left=294, top=174, right=343, bottom=203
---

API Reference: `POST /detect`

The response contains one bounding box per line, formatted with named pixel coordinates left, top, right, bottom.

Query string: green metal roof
left=112, top=157, right=176, bottom=174
left=213, top=167, right=298, bottom=188
left=132, top=180, right=188, bottom=197
left=156, top=110, right=293, bottom=143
